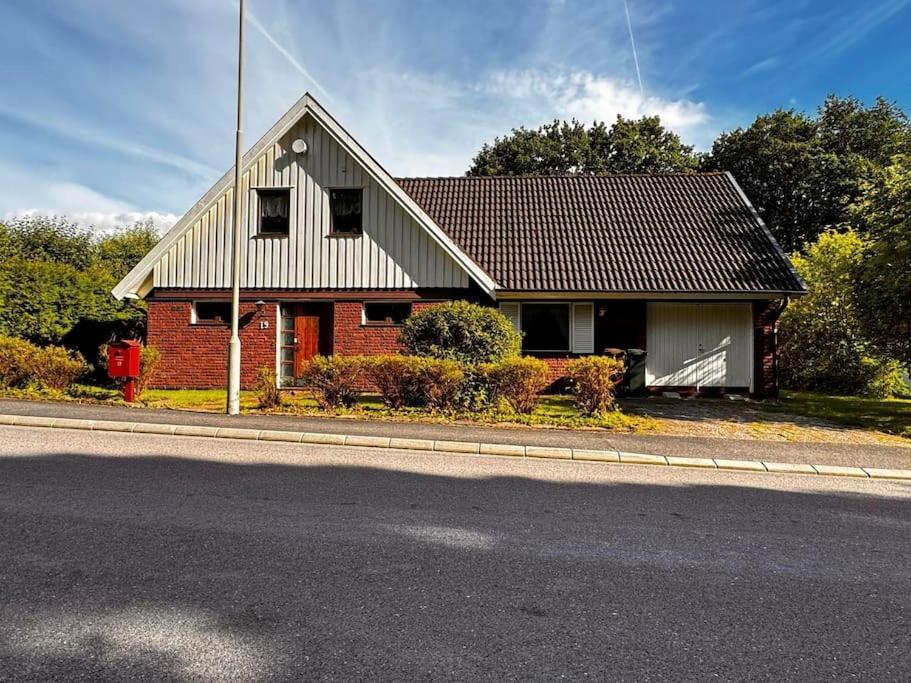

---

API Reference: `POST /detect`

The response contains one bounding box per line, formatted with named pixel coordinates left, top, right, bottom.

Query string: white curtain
left=261, top=194, right=288, bottom=218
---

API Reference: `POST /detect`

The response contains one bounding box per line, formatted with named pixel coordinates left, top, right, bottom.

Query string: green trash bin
left=625, top=348, right=648, bottom=396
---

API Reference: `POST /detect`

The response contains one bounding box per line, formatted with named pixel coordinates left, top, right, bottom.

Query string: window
left=329, top=188, right=363, bottom=235
left=257, top=188, right=290, bottom=235
left=363, top=302, right=411, bottom=326
left=193, top=301, right=232, bottom=325
left=521, top=303, right=570, bottom=351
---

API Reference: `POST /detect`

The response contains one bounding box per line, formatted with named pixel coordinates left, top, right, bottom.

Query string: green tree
left=703, top=96, right=911, bottom=252
left=778, top=229, right=906, bottom=396
left=0, top=215, right=94, bottom=268
left=467, top=115, right=699, bottom=177
left=600, top=115, right=700, bottom=174
left=93, top=219, right=160, bottom=280
left=0, top=215, right=156, bottom=364
left=0, top=258, right=99, bottom=344
left=852, top=154, right=911, bottom=369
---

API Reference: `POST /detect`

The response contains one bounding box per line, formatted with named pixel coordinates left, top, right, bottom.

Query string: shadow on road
left=1, top=451, right=909, bottom=679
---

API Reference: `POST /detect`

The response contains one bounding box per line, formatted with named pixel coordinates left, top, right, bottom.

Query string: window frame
left=191, top=300, right=233, bottom=326
left=361, top=301, right=412, bottom=327
left=255, top=187, right=292, bottom=236
left=519, top=302, right=573, bottom=353
left=328, top=187, right=364, bottom=237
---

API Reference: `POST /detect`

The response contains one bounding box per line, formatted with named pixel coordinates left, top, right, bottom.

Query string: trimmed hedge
left=362, top=355, right=424, bottom=409
left=484, top=356, right=550, bottom=414
left=566, top=356, right=625, bottom=416
left=362, top=355, right=465, bottom=412
left=301, top=355, right=362, bottom=409
left=0, top=335, right=86, bottom=391
left=419, top=358, right=465, bottom=412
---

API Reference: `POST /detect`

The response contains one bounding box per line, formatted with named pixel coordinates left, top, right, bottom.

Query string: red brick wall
left=146, top=301, right=276, bottom=389
left=753, top=300, right=783, bottom=399
left=529, top=354, right=575, bottom=387
left=146, top=298, right=448, bottom=389
left=331, top=300, right=439, bottom=357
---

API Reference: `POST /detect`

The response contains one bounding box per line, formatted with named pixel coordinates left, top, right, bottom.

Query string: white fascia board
left=113, top=93, right=497, bottom=300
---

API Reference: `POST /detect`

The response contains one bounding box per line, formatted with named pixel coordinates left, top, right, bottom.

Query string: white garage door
left=646, top=303, right=754, bottom=391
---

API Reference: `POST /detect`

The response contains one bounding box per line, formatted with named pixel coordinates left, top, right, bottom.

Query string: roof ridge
left=396, top=172, right=726, bottom=181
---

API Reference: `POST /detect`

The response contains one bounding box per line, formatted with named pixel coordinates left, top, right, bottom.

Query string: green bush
left=254, top=366, right=283, bottom=409
left=566, top=356, right=625, bottom=416
left=362, top=355, right=466, bottom=412
left=861, top=357, right=909, bottom=399
left=399, top=301, right=521, bottom=365
left=779, top=229, right=908, bottom=398
left=418, top=358, right=465, bottom=412
left=135, top=346, right=161, bottom=399
left=362, top=355, right=424, bottom=409
left=0, top=335, right=38, bottom=388
left=484, top=356, right=550, bottom=414
left=32, top=345, right=86, bottom=390
left=0, top=335, right=86, bottom=391
left=302, top=355, right=362, bottom=409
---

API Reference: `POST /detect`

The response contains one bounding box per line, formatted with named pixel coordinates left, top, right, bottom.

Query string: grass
left=763, top=391, right=911, bottom=438
left=0, top=383, right=650, bottom=432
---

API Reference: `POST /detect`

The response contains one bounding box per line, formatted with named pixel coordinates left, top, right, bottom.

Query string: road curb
left=2, top=413, right=909, bottom=481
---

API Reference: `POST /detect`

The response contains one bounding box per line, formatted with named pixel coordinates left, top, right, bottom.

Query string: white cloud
left=0, top=164, right=178, bottom=233
left=482, top=69, right=707, bottom=130
left=341, top=67, right=711, bottom=177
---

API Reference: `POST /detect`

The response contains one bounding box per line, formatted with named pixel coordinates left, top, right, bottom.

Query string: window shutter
left=572, top=303, right=594, bottom=353
left=499, top=303, right=521, bottom=333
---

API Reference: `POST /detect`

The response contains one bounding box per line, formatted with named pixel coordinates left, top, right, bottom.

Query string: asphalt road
left=0, top=426, right=909, bottom=680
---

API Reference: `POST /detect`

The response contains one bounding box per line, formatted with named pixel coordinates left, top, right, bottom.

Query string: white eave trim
left=112, top=93, right=498, bottom=300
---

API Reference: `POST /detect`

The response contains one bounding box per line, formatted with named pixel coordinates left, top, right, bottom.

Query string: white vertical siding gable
left=113, top=94, right=494, bottom=299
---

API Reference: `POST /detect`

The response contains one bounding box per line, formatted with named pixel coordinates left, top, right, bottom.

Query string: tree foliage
left=702, top=96, right=911, bottom=251
left=467, top=115, right=699, bottom=177
left=0, top=216, right=159, bottom=364
left=852, top=154, right=911, bottom=369
left=778, top=229, right=907, bottom=397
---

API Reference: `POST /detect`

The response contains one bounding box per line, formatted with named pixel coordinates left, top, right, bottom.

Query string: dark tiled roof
left=397, top=173, right=805, bottom=294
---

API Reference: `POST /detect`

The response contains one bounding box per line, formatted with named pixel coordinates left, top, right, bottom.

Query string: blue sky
left=1, top=0, right=909, bottom=231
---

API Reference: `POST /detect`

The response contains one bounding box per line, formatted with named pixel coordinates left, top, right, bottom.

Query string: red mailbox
left=108, top=340, right=141, bottom=402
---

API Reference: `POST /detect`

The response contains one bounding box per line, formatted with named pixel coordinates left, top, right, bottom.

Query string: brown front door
left=293, top=315, right=320, bottom=377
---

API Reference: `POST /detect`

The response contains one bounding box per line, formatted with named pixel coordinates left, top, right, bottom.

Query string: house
left=113, top=94, right=806, bottom=396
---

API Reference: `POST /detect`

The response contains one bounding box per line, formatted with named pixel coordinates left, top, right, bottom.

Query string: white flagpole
left=226, top=0, right=244, bottom=415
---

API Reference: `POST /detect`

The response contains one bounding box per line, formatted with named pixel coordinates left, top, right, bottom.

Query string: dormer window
left=257, top=188, right=290, bottom=235
left=329, top=188, right=363, bottom=235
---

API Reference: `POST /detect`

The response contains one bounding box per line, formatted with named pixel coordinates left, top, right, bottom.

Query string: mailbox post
left=108, top=340, right=141, bottom=402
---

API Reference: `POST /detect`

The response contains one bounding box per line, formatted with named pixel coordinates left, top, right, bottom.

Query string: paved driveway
left=1, top=425, right=909, bottom=679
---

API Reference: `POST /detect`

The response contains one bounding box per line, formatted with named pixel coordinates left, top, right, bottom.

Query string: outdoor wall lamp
left=255, top=300, right=269, bottom=329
